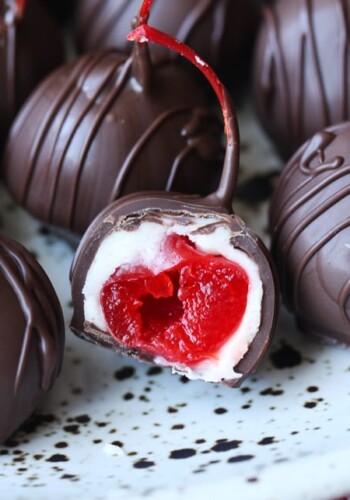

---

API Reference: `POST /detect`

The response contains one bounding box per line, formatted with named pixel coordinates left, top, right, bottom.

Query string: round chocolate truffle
left=70, top=194, right=277, bottom=387
left=4, top=48, right=223, bottom=236
left=0, top=0, right=64, bottom=145
left=0, top=234, right=64, bottom=443
left=253, top=0, right=350, bottom=159
left=270, top=122, right=350, bottom=346
left=74, top=0, right=259, bottom=86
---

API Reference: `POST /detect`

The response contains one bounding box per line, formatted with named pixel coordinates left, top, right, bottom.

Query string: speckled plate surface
left=1, top=104, right=350, bottom=500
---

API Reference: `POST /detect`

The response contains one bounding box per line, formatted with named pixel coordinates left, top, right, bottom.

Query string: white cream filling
left=83, top=214, right=263, bottom=383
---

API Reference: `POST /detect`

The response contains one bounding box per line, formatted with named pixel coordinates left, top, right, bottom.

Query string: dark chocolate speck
left=260, top=387, right=284, bottom=396
left=63, top=425, right=80, bottom=435
left=61, top=474, right=79, bottom=481
left=169, top=449, right=196, bottom=459
left=304, top=402, right=317, bottom=409
left=307, top=386, right=319, bottom=393
left=55, top=442, right=68, bottom=449
left=74, top=415, right=91, bottom=424
left=270, top=344, right=302, bottom=369
left=214, top=408, right=228, bottom=415
left=46, top=454, right=69, bottom=463
left=171, top=424, right=185, bottom=430
left=114, top=367, right=135, bottom=381
left=228, top=455, right=254, bottom=463
left=147, top=367, right=163, bottom=376
left=123, top=392, right=134, bottom=401
left=258, top=437, right=277, bottom=446
left=133, top=459, right=155, bottom=469
left=211, top=440, right=242, bottom=452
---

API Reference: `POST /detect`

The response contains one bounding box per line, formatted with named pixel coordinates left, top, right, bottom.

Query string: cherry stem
left=138, top=0, right=153, bottom=26
left=131, top=0, right=155, bottom=89
left=16, top=0, right=26, bottom=17
left=127, top=24, right=239, bottom=210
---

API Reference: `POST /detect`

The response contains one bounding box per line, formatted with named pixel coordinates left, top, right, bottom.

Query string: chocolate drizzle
left=254, top=0, right=350, bottom=158
left=300, top=132, right=344, bottom=174
left=0, top=235, right=63, bottom=393
left=270, top=122, right=350, bottom=345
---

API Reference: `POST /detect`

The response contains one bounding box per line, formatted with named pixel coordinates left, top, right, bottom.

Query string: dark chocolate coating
left=74, top=0, right=259, bottom=86
left=0, top=0, right=64, bottom=145
left=42, top=0, right=77, bottom=23
left=0, top=234, right=64, bottom=443
left=70, top=193, right=278, bottom=387
left=4, top=49, right=223, bottom=236
left=270, top=122, right=350, bottom=345
left=253, top=0, right=350, bottom=159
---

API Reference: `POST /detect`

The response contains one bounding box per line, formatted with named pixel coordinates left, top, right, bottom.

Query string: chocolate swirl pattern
left=253, top=0, right=350, bottom=159
left=0, top=234, right=64, bottom=443
left=4, top=50, right=223, bottom=235
left=74, top=0, right=258, bottom=85
left=0, top=0, right=64, bottom=145
left=270, top=123, right=350, bottom=345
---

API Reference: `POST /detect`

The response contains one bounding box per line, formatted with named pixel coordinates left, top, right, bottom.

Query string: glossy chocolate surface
left=4, top=49, right=223, bottom=235
left=74, top=0, right=259, bottom=86
left=42, top=0, right=76, bottom=23
left=270, top=122, right=350, bottom=345
left=70, top=193, right=278, bottom=387
left=0, top=0, right=64, bottom=144
left=253, top=0, right=350, bottom=159
left=0, top=234, right=64, bottom=443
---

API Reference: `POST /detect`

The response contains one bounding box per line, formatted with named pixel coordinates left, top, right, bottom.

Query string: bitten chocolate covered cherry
left=0, top=235, right=64, bottom=443
left=4, top=2, right=222, bottom=237
left=0, top=0, right=64, bottom=144
left=70, top=10, right=278, bottom=387
left=270, top=123, right=350, bottom=346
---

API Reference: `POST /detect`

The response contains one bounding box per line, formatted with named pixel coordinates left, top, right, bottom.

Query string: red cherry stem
left=131, top=0, right=155, bottom=89
left=138, top=0, right=153, bottom=25
left=16, top=0, right=26, bottom=17
left=127, top=24, right=239, bottom=210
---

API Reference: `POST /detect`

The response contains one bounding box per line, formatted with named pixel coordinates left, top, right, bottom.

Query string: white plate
left=0, top=104, right=349, bottom=500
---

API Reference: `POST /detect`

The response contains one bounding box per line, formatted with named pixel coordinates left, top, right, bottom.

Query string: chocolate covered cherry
left=4, top=1, right=222, bottom=236
left=270, top=123, right=350, bottom=346
left=253, top=0, right=350, bottom=159
left=70, top=19, right=278, bottom=386
left=0, top=234, right=64, bottom=442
